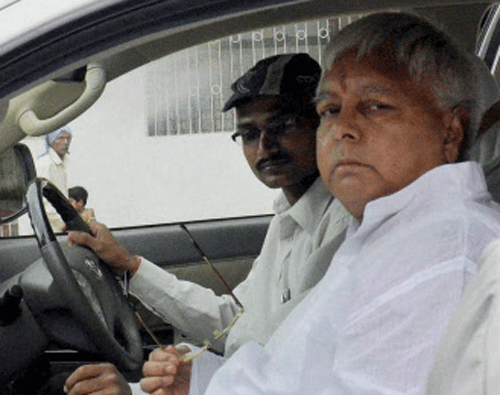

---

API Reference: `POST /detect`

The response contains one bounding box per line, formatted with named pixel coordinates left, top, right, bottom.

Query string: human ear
left=442, top=106, right=467, bottom=163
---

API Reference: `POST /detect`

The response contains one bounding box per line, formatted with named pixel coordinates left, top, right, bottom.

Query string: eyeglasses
left=126, top=223, right=244, bottom=363
left=231, top=115, right=300, bottom=146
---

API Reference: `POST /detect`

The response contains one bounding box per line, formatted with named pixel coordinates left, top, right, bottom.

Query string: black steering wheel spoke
left=26, top=178, right=143, bottom=372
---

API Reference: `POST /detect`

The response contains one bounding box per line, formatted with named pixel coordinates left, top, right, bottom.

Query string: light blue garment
left=40, top=126, right=72, bottom=157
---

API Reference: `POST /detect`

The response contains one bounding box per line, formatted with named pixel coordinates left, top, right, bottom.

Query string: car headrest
left=470, top=100, right=500, bottom=164
left=469, top=55, right=500, bottom=140
left=470, top=112, right=500, bottom=203
left=465, top=55, right=500, bottom=201
left=469, top=96, right=500, bottom=202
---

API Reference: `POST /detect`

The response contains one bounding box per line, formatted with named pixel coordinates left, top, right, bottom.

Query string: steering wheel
left=26, top=178, right=143, bottom=372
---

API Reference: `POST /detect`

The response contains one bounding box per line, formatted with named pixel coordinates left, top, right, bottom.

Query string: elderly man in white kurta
left=138, top=12, right=500, bottom=395
left=35, top=126, right=72, bottom=232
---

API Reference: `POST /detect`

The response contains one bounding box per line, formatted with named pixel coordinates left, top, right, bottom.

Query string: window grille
left=146, top=17, right=359, bottom=136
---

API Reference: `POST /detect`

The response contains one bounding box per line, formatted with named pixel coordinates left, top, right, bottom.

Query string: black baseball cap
left=222, top=53, right=321, bottom=112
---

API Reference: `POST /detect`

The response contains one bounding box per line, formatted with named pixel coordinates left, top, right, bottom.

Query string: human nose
left=317, top=104, right=360, bottom=143
left=331, top=107, right=362, bottom=142
left=255, top=129, right=279, bottom=153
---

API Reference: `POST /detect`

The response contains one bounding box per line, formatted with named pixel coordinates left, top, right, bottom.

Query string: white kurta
left=198, top=162, right=500, bottom=395
left=35, top=148, right=69, bottom=232
left=426, top=237, right=500, bottom=395
left=130, top=177, right=350, bottom=355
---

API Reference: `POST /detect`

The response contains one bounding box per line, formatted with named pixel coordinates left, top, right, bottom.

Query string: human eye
left=237, top=126, right=261, bottom=144
left=267, top=116, right=297, bottom=137
left=316, top=104, right=340, bottom=119
left=361, top=101, right=393, bottom=115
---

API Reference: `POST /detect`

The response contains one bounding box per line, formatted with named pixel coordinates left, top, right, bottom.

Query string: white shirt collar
left=348, top=161, right=488, bottom=236
left=48, top=147, right=68, bottom=165
left=273, top=177, right=334, bottom=235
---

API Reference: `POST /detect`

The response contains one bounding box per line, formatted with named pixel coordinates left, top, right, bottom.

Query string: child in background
left=68, top=186, right=95, bottom=224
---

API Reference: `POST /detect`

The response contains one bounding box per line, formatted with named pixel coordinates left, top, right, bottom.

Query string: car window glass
left=12, top=16, right=357, bottom=234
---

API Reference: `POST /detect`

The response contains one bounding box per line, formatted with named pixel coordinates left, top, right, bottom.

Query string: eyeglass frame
left=230, top=113, right=307, bottom=146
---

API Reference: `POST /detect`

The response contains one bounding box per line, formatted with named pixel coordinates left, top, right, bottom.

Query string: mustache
left=255, top=153, right=292, bottom=171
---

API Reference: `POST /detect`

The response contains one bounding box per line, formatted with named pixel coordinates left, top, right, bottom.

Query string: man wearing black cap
left=213, top=53, right=350, bottom=356
left=224, top=54, right=327, bottom=205
left=64, top=53, right=349, bottom=395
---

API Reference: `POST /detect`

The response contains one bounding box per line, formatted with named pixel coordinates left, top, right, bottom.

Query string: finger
left=176, top=345, right=192, bottom=356
left=140, top=376, right=163, bottom=393
left=67, top=230, right=97, bottom=249
left=140, top=377, right=174, bottom=394
left=65, top=378, right=100, bottom=395
left=88, top=221, right=107, bottom=235
left=65, top=363, right=124, bottom=395
left=143, top=361, right=178, bottom=377
left=64, top=364, right=101, bottom=393
left=148, top=346, right=181, bottom=362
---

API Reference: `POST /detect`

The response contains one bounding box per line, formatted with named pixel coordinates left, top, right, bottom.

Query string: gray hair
left=322, top=12, right=494, bottom=159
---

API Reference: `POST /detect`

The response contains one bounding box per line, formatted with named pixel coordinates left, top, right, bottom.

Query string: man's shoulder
left=35, top=152, right=50, bottom=163
left=291, top=178, right=333, bottom=213
left=35, top=153, right=52, bottom=171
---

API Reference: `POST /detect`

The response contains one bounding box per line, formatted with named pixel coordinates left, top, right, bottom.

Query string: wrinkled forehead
left=319, top=49, right=414, bottom=94
left=324, top=44, right=411, bottom=83
left=316, top=50, right=443, bottom=117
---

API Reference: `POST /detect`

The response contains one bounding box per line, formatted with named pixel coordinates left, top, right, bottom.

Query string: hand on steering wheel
left=26, top=178, right=143, bottom=372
